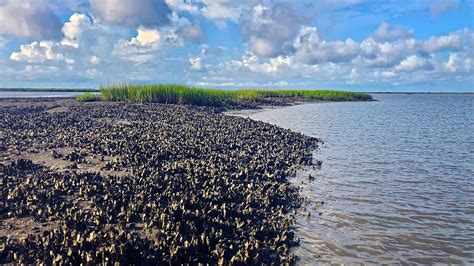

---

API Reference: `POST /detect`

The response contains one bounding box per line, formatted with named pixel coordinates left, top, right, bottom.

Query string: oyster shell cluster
left=0, top=101, right=318, bottom=264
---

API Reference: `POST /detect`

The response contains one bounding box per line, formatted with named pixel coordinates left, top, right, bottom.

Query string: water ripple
left=247, top=94, right=474, bottom=264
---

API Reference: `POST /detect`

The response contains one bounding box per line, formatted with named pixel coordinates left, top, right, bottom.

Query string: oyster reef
left=0, top=100, right=318, bottom=264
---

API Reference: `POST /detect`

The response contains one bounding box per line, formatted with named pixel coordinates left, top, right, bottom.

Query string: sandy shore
left=0, top=98, right=320, bottom=264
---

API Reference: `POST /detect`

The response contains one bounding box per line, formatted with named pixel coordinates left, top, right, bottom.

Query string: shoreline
left=0, top=98, right=320, bottom=264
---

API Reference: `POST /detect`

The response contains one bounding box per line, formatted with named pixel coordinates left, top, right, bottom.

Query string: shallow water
left=0, top=91, right=85, bottom=98
left=245, top=94, right=474, bottom=264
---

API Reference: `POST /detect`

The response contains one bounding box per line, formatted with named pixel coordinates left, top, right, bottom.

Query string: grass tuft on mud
left=76, top=93, right=100, bottom=102
left=97, top=84, right=373, bottom=107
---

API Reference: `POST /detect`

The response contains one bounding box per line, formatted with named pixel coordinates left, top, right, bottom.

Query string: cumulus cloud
left=90, top=0, right=171, bottom=27
left=89, top=55, right=101, bottom=65
left=293, top=27, right=360, bottom=64
left=200, top=1, right=248, bottom=22
left=189, top=57, right=204, bottom=71
left=219, top=51, right=293, bottom=76
left=199, top=45, right=224, bottom=57
left=240, top=3, right=304, bottom=57
left=61, top=13, right=93, bottom=48
left=10, top=41, right=63, bottom=63
left=394, top=55, right=432, bottom=72
left=165, top=0, right=199, bottom=14
left=371, top=22, right=413, bottom=42
left=2, top=1, right=473, bottom=90
left=166, top=0, right=251, bottom=22
left=109, top=11, right=205, bottom=63
left=178, top=23, right=204, bottom=43
left=0, top=0, right=62, bottom=39
left=215, top=24, right=473, bottom=87
left=430, top=0, right=460, bottom=17
left=444, top=53, right=472, bottom=73
left=373, top=70, right=398, bottom=79
left=131, top=27, right=161, bottom=46
left=9, top=12, right=123, bottom=69
left=421, top=32, right=463, bottom=53
left=113, top=27, right=161, bottom=63
left=158, top=12, right=205, bottom=45
left=291, top=26, right=409, bottom=67
left=357, top=38, right=417, bottom=67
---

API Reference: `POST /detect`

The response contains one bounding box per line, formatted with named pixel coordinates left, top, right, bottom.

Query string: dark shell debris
left=0, top=101, right=319, bottom=264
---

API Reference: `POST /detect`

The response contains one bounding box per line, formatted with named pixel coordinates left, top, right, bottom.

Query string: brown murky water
left=243, top=94, right=474, bottom=264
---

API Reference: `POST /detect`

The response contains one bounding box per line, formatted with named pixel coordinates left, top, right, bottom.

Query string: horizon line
left=0, top=87, right=472, bottom=94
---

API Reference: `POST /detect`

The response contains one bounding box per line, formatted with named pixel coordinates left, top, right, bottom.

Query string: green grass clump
left=76, top=93, right=100, bottom=102
left=100, top=84, right=235, bottom=107
left=235, top=89, right=373, bottom=101
left=98, top=84, right=373, bottom=107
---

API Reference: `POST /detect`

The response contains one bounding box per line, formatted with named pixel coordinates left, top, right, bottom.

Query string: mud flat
left=0, top=98, right=319, bottom=264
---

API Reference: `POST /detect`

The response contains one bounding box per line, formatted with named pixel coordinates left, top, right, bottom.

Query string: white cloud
left=213, top=23, right=474, bottom=90
left=240, top=3, right=304, bottom=57
left=213, top=25, right=474, bottom=88
left=1, top=1, right=472, bottom=90
left=394, top=55, right=431, bottom=72
left=89, top=55, right=101, bottom=65
left=166, top=0, right=251, bottom=22
left=90, top=0, right=171, bottom=27
left=110, top=12, right=205, bottom=63
left=293, top=27, right=360, bottom=64
left=421, top=32, right=463, bottom=53
left=86, top=68, right=100, bottom=76
left=10, top=41, right=63, bottom=63
left=201, top=1, right=247, bottom=22
left=24, top=65, right=60, bottom=75
left=374, top=70, right=398, bottom=79
left=113, top=27, right=161, bottom=63
left=65, top=57, right=75, bottom=65
left=371, top=22, right=413, bottom=42
left=218, top=51, right=295, bottom=76
left=356, top=38, right=416, bottom=67
left=61, top=13, right=92, bottom=48
left=179, top=24, right=204, bottom=43
left=444, top=53, right=472, bottom=73
left=189, top=57, right=204, bottom=71
left=132, top=27, right=161, bottom=46
left=0, top=0, right=62, bottom=39
left=165, top=0, right=199, bottom=14
left=161, top=12, right=205, bottom=45
left=430, top=0, right=460, bottom=17
left=200, top=45, right=225, bottom=58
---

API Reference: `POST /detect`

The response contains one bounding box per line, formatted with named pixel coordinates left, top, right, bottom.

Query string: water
left=244, top=94, right=474, bottom=264
left=0, top=91, right=86, bottom=98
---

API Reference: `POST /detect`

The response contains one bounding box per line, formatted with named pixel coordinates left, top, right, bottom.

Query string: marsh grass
left=100, top=84, right=235, bottom=107
left=76, top=93, right=100, bottom=102
left=235, top=89, right=373, bottom=101
left=98, top=84, right=372, bottom=107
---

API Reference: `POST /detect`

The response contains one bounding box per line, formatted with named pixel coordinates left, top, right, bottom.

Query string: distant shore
left=0, top=88, right=97, bottom=92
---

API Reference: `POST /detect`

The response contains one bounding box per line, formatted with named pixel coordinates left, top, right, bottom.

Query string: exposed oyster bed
left=0, top=99, right=319, bottom=264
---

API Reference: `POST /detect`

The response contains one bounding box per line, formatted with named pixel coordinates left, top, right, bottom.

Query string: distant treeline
left=0, top=88, right=97, bottom=92
left=77, top=84, right=373, bottom=107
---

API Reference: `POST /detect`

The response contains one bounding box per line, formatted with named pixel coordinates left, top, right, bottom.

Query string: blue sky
left=0, top=0, right=473, bottom=92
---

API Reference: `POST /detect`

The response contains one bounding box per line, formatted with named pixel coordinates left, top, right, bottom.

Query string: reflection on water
left=245, top=94, right=474, bottom=264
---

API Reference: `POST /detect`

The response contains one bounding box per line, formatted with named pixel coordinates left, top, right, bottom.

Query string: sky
left=0, top=0, right=473, bottom=92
